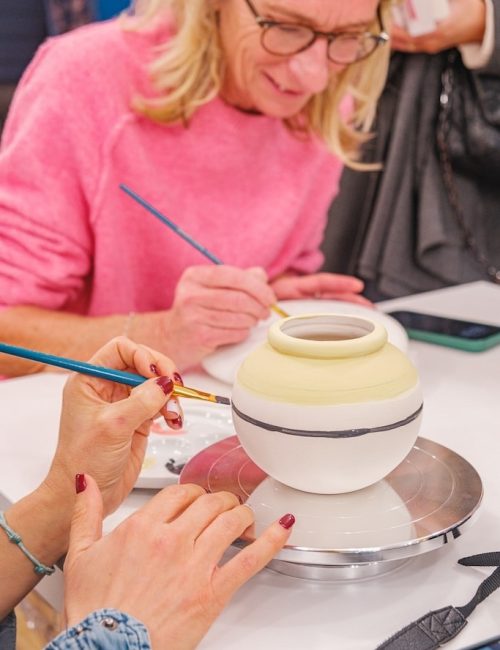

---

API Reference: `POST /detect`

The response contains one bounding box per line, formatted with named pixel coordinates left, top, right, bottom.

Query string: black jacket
left=322, top=4, right=500, bottom=299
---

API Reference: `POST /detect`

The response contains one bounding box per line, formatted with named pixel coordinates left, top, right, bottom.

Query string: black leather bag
left=436, top=50, right=500, bottom=283
left=440, top=49, right=500, bottom=183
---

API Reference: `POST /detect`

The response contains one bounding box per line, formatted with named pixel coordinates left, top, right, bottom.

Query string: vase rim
left=268, top=313, right=388, bottom=359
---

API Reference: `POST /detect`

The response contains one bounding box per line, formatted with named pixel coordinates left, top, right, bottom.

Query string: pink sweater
left=0, top=20, right=342, bottom=317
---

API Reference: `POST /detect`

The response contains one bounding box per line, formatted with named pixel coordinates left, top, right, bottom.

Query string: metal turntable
left=180, top=436, right=483, bottom=581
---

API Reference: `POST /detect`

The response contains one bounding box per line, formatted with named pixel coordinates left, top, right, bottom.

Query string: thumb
left=67, top=474, right=103, bottom=560
left=107, top=377, right=172, bottom=434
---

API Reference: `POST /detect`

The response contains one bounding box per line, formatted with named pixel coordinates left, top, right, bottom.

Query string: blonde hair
left=126, top=0, right=393, bottom=168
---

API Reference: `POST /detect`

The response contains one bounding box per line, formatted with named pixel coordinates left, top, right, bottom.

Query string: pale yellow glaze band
left=237, top=315, right=418, bottom=405
left=268, top=313, right=388, bottom=359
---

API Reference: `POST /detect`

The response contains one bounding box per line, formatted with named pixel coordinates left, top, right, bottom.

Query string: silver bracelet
left=0, top=511, right=55, bottom=576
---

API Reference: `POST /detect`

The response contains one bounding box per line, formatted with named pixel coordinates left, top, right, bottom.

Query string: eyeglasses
left=243, top=0, right=389, bottom=65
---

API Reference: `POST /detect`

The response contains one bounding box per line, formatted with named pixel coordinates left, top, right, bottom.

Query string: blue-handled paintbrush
left=119, top=184, right=289, bottom=319
left=0, top=342, right=230, bottom=405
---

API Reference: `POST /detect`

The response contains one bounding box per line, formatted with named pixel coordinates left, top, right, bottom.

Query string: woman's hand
left=271, top=272, right=372, bottom=306
left=44, top=336, right=181, bottom=516
left=0, top=337, right=182, bottom=618
left=392, top=0, right=486, bottom=54
left=64, top=476, right=295, bottom=649
left=160, top=265, right=277, bottom=369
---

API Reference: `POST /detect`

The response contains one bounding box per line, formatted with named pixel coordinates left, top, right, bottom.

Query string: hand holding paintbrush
left=120, top=184, right=289, bottom=319
left=159, top=265, right=279, bottom=369
left=0, top=340, right=230, bottom=407
left=119, top=185, right=290, bottom=368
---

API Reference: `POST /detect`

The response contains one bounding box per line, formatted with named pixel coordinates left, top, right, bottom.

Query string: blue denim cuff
left=44, top=608, right=151, bottom=649
left=0, top=611, right=17, bottom=650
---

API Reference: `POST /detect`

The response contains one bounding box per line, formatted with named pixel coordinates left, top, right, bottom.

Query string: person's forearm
left=0, top=482, right=74, bottom=620
left=0, top=305, right=191, bottom=375
left=0, top=302, right=242, bottom=375
left=0, top=307, right=127, bottom=376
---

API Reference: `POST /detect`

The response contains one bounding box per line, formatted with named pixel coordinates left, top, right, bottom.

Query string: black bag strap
left=376, top=553, right=500, bottom=650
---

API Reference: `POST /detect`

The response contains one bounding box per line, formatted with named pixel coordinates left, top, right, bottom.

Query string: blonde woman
left=0, top=0, right=391, bottom=376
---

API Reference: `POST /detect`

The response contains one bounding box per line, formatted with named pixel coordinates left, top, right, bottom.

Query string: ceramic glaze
left=231, top=314, right=423, bottom=494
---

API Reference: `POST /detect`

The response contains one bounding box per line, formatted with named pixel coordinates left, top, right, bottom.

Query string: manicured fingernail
left=279, top=513, right=295, bottom=530
left=173, top=372, right=184, bottom=386
left=168, top=413, right=183, bottom=429
left=156, top=376, right=174, bottom=395
left=164, top=392, right=183, bottom=429
left=169, top=416, right=183, bottom=429
left=165, top=397, right=184, bottom=430
left=166, top=397, right=183, bottom=417
left=150, top=363, right=159, bottom=376
left=75, top=474, right=87, bottom=494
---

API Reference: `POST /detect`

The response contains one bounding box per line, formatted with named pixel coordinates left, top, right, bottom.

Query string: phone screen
left=388, top=311, right=500, bottom=340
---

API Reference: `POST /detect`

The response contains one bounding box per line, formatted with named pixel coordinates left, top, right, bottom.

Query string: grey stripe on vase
left=231, top=403, right=423, bottom=439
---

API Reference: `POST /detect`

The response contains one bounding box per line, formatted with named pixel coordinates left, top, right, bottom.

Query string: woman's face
left=215, top=0, right=380, bottom=118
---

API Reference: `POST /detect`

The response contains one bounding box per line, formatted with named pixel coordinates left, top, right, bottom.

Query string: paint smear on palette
left=136, top=402, right=234, bottom=488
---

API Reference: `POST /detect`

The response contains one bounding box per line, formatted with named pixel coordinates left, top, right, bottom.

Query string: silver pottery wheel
left=179, top=436, right=483, bottom=581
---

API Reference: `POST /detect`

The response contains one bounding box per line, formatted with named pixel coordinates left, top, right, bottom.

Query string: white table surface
left=1, top=281, right=499, bottom=649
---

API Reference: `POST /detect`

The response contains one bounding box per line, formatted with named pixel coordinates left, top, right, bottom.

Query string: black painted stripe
left=231, top=403, right=423, bottom=439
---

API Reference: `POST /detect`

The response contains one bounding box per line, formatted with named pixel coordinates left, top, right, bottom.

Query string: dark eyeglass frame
left=243, top=0, right=389, bottom=64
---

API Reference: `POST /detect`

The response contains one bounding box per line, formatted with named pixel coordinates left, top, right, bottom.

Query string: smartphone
left=387, top=310, right=500, bottom=352
left=459, top=635, right=500, bottom=649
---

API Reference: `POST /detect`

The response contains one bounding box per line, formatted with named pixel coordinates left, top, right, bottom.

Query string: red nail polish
left=150, top=363, right=159, bottom=376
left=75, top=474, right=87, bottom=494
left=170, top=415, right=183, bottom=429
left=156, top=376, right=174, bottom=395
left=279, top=513, right=295, bottom=530
left=173, top=372, right=184, bottom=386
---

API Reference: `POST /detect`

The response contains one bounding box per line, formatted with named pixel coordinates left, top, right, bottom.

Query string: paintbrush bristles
left=271, top=304, right=289, bottom=319
left=173, top=385, right=229, bottom=405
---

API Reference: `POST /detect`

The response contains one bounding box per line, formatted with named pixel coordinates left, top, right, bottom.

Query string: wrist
left=129, top=308, right=200, bottom=370
left=6, top=477, right=76, bottom=565
left=136, top=309, right=188, bottom=368
left=122, top=311, right=136, bottom=338
left=123, top=310, right=163, bottom=349
left=155, top=309, right=191, bottom=370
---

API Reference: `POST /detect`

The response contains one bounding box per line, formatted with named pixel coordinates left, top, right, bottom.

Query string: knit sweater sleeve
left=0, top=24, right=124, bottom=311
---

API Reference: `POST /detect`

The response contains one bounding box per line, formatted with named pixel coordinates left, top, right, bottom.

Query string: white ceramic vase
left=231, top=313, right=423, bottom=494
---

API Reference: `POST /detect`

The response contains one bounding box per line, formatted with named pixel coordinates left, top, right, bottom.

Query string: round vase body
left=231, top=314, right=423, bottom=494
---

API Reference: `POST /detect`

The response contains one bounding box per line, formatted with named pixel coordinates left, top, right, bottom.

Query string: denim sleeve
left=0, top=611, right=17, bottom=650
left=44, top=609, right=152, bottom=650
